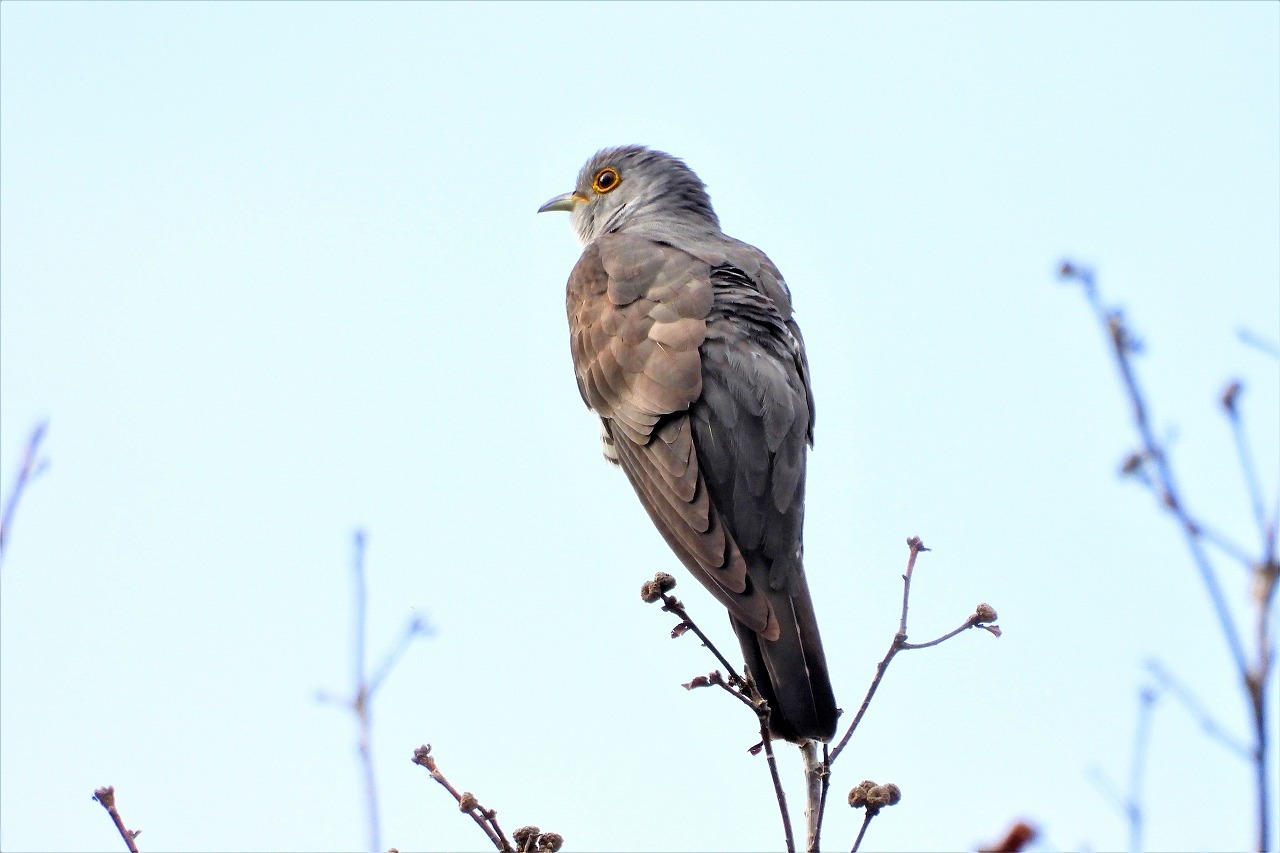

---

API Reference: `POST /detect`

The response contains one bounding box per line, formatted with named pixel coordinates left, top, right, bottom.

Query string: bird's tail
left=732, top=578, right=838, bottom=743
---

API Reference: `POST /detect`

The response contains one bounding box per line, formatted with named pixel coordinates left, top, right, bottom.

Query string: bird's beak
left=538, top=192, right=586, bottom=214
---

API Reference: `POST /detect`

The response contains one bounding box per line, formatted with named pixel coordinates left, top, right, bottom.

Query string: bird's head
left=538, top=145, right=721, bottom=245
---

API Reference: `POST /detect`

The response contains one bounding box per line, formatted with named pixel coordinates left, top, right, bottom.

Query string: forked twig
left=318, top=529, right=431, bottom=852
left=1061, top=260, right=1276, bottom=852
left=1145, top=659, right=1252, bottom=760
left=411, top=745, right=567, bottom=852
left=642, top=572, right=796, bottom=853
left=818, top=538, right=999, bottom=850
left=828, top=538, right=999, bottom=765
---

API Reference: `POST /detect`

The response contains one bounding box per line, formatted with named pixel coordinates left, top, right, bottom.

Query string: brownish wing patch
left=566, top=233, right=779, bottom=639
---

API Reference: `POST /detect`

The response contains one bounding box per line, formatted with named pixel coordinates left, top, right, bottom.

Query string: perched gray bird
left=539, top=146, right=837, bottom=743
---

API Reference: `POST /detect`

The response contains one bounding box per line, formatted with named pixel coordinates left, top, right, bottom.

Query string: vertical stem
left=1126, top=688, right=1157, bottom=853
left=802, top=741, right=822, bottom=852
left=351, top=530, right=381, bottom=852
left=1252, top=682, right=1269, bottom=853
left=760, top=729, right=795, bottom=853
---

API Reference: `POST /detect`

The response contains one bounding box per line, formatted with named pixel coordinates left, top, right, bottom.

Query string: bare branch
left=412, top=745, right=519, bottom=852
left=1221, top=381, right=1270, bottom=555
left=642, top=573, right=795, bottom=852
left=0, top=420, right=49, bottom=572
left=92, top=786, right=140, bottom=853
left=1237, top=328, right=1280, bottom=360
left=828, top=539, right=999, bottom=766
left=1087, top=684, right=1157, bottom=853
left=643, top=572, right=742, bottom=681
left=1144, top=659, right=1252, bottom=760
left=1062, top=260, right=1276, bottom=852
left=319, top=530, right=431, bottom=852
left=350, top=530, right=380, bottom=853
left=1060, top=260, right=1250, bottom=679
left=850, top=811, right=874, bottom=853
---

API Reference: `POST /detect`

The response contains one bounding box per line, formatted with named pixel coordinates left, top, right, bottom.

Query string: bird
left=538, top=145, right=837, bottom=743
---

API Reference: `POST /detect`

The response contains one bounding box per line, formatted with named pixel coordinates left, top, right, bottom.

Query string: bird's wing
left=566, top=232, right=779, bottom=638
left=692, top=256, right=813, bottom=590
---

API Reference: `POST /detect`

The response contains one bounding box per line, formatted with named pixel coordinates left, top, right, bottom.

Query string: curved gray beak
left=538, top=191, right=584, bottom=214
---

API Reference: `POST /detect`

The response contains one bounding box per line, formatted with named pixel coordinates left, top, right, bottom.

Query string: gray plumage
left=539, top=145, right=837, bottom=743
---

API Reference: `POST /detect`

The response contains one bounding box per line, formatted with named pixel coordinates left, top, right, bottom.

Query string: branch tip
left=1220, top=380, right=1242, bottom=416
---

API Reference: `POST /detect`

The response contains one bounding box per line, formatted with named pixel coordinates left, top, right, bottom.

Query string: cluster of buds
left=513, top=825, right=564, bottom=852
left=640, top=572, right=678, bottom=603
left=848, top=779, right=902, bottom=816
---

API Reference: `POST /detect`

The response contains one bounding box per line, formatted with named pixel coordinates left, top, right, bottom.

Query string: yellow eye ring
left=592, top=167, right=621, bottom=194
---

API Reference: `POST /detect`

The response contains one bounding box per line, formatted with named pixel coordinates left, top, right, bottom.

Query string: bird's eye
left=592, top=167, right=621, bottom=194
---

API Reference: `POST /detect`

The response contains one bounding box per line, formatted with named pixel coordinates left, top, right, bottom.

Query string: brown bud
left=906, top=536, right=929, bottom=553
left=411, top=744, right=434, bottom=768
left=974, top=603, right=997, bottom=624
left=1058, top=261, right=1075, bottom=279
left=654, top=571, right=677, bottom=592
left=513, top=826, right=540, bottom=849
left=1221, top=380, right=1242, bottom=415
left=1119, top=452, right=1143, bottom=476
left=538, top=832, right=565, bottom=852
left=670, top=622, right=690, bottom=638
left=882, top=783, right=902, bottom=805
left=848, top=779, right=876, bottom=808
left=682, top=675, right=711, bottom=690
left=93, top=786, right=116, bottom=808
left=866, top=785, right=893, bottom=809
left=458, top=791, right=478, bottom=812
left=640, top=580, right=662, bottom=603
left=1252, top=560, right=1279, bottom=606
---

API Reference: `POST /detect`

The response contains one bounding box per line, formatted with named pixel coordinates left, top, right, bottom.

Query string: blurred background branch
left=1061, top=261, right=1277, bottom=852
left=318, top=529, right=432, bottom=852
left=0, top=420, right=49, bottom=573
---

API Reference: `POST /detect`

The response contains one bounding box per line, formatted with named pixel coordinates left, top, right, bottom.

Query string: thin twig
left=818, top=540, right=998, bottom=851
left=1126, top=687, right=1158, bottom=853
left=1062, top=261, right=1276, bottom=852
left=1237, top=328, right=1280, bottom=360
left=829, top=538, right=999, bottom=764
left=350, top=530, right=380, bottom=853
left=1062, top=262, right=1249, bottom=680
left=814, top=743, right=831, bottom=851
left=412, top=745, right=513, bottom=851
left=1144, top=659, right=1252, bottom=760
left=1194, top=521, right=1258, bottom=573
left=1086, top=684, right=1158, bottom=853
left=318, top=530, right=431, bottom=853
left=368, top=613, right=432, bottom=697
left=92, top=786, right=140, bottom=853
left=1222, top=382, right=1270, bottom=555
left=644, top=574, right=794, bottom=852
left=850, top=810, right=874, bottom=853
left=758, top=714, right=796, bottom=853
left=658, top=592, right=742, bottom=681
left=0, top=420, right=49, bottom=572
left=827, top=537, right=929, bottom=765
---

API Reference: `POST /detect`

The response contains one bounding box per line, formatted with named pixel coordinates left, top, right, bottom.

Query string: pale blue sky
left=2, top=2, right=1277, bottom=851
